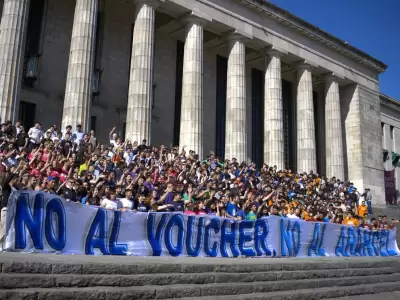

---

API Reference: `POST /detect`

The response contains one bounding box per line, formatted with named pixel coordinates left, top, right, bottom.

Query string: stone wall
left=359, top=86, right=385, bottom=204
left=19, top=0, right=75, bottom=130
left=381, top=104, right=400, bottom=203
left=341, top=84, right=385, bottom=205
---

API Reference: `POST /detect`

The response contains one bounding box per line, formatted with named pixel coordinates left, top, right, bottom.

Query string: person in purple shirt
left=144, top=176, right=154, bottom=192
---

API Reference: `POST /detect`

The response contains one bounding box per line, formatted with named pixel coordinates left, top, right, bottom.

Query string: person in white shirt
left=123, top=148, right=134, bottom=165
left=62, top=125, right=72, bottom=140
left=118, top=189, right=134, bottom=212
left=109, top=126, right=117, bottom=145
left=287, top=208, right=301, bottom=219
left=27, top=122, right=43, bottom=149
left=15, top=121, right=21, bottom=135
left=72, top=124, right=84, bottom=145
left=100, top=190, right=119, bottom=210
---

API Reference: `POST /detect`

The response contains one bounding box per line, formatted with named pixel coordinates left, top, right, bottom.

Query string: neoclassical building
left=0, top=0, right=397, bottom=205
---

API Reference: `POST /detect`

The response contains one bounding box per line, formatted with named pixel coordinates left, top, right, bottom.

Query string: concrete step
left=173, top=282, right=400, bottom=300
left=1, top=258, right=399, bottom=275
left=329, top=291, right=400, bottom=300
left=0, top=267, right=397, bottom=289
left=1, top=273, right=400, bottom=299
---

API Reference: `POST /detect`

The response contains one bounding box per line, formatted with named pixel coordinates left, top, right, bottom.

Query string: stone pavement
left=332, top=292, right=400, bottom=300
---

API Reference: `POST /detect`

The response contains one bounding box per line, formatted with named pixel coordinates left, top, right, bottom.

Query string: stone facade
left=0, top=0, right=396, bottom=207
left=381, top=94, right=400, bottom=205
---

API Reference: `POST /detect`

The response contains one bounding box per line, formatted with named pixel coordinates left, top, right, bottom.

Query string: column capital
left=323, top=72, right=343, bottom=83
left=134, top=0, right=163, bottom=8
left=182, top=10, right=212, bottom=26
left=294, top=60, right=318, bottom=71
left=226, top=29, right=253, bottom=42
left=265, top=46, right=287, bottom=58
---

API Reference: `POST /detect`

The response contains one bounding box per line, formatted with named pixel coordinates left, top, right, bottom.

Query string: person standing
left=362, top=188, right=373, bottom=215
left=72, top=124, right=84, bottom=145
left=89, top=130, right=97, bottom=149
left=27, top=122, right=43, bottom=151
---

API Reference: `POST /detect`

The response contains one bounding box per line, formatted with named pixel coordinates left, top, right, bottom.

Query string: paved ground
left=332, top=292, right=400, bottom=300
left=0, top=251, right=399, bottom=265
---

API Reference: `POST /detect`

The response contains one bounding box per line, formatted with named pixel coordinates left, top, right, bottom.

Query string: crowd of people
left=0, top=120, right=399, bottom=240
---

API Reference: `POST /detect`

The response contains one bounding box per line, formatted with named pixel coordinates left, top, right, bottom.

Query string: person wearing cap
left=42, top=130, right=53, bottom=145
left=58, top=177, right=78, bottom=202
left=45, top=176, right=57, bottom=194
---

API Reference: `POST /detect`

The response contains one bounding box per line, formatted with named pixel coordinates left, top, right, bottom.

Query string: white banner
left=4, top=191, right=400, bottom=257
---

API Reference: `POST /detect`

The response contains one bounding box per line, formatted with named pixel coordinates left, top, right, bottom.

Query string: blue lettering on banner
left=164, top=214, right=185, bottom=256
left=85, top=209, right=110, bottom=255
left=280, top=219, right=300, bottom=257
left=204, top=218, right=220, bottom=257
left=346, top=227, right=357, bottom=256
left=280, top=219, right=293, bottom=256
left=335, top=227, right=349, bottom=257
left=221, top=219, right=239, bottom=257
left=44, top=198, right=66, bottom=251
left=308, top=223, right=326, bottom=256
left=363, top=230, right=374, bottom=256
left=355, top=228, right=364, bottom=256
left=186, top=216, right=204, bottom=257
left=254, top=219, right=274, bottom=256
left=291, top=221, right=301, bottom=256
left=109, top=211, right=128, bottom=255
left=15, top=193, right=44, bottom=249
left=6, top=192, right=400, bottom=257
left=372, top=231, right=380, bottom=256
left=146, top=213, right=169, bottom=256
left=379, top=230, right=388, bottom=257
left=239, top=221, right=256, bottom=257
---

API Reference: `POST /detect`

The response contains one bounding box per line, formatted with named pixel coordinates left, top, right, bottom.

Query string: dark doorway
left=173, top=40, right=184, bottom=147
left=251, top=68, right=264, bottom=167
left=90, top=116, right=97, bottom=132
left=122, top=122, right=126, bottom=142
left=19, top=101, right=36, bottom=129
left=215, top=55, right=228, bottom=159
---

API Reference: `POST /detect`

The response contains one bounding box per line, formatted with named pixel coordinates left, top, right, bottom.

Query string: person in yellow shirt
left=342, top=213, right=359, bottom=226
left=358, top=201, right=368, bottom=217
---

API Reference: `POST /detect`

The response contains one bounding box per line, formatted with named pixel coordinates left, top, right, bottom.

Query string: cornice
left=238, top=0, right=387, bottom=74
left=381, top=94, right=400, bottom=112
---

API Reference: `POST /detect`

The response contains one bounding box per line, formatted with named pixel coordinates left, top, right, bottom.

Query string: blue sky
left=269, top=0, right=400, bottom=100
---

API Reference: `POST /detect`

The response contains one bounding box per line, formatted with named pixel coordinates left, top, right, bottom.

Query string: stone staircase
left=0, top=253, right=399, bottom=299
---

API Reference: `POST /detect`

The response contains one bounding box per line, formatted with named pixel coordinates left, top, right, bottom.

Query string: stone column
left=125, top=0, right=157, bottom=143
left=61, top=0, right=98, bottom=132
left=225, top=35, right=246, bottom=162
left=264, top=50, right=284, bottom=170
left=325, top=75, right=344, bottom=180
left=296, top=63, right=317, bottom=173
left=179, top=15, right=205, bottom=159
left=0, top=0, right=30, bottom=123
